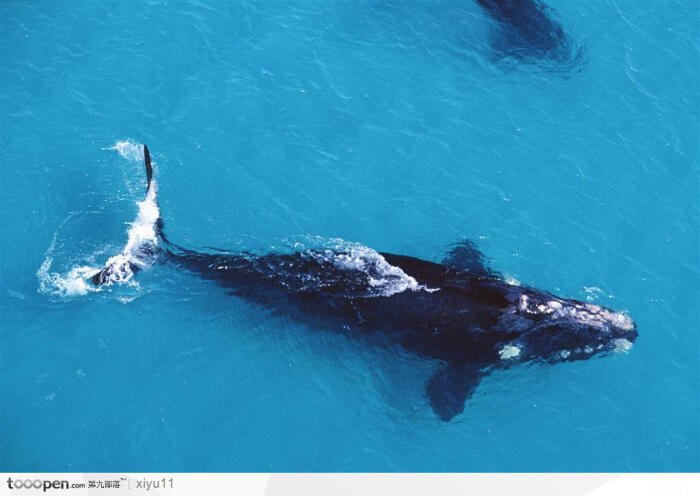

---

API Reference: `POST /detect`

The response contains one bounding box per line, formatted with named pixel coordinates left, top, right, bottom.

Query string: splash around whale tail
left=90, top=144, right=163, bottom=286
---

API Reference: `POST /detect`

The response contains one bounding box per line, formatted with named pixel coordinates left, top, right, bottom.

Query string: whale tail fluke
left=144, top=144, right=153, bottom=191
left=91, top=268, right=106, bottom=286
left=89, top=143, right=162, bottom=286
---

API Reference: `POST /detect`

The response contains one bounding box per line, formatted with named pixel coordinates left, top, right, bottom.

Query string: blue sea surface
left=1, top=1, right=698, bottom=471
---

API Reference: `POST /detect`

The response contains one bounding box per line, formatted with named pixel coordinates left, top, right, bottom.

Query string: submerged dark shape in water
left=477, top=0, right=582, bottom=66
left=91, top=146, right=636, bottom=421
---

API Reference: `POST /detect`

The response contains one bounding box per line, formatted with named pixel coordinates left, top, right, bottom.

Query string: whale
left=477, top=0, right=581, bottom=65
left=89, top=145, right=637, bottom=421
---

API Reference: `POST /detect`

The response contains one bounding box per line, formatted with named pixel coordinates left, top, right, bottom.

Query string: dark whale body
left=91, top=146, right=637, bottom=421
left=477, top=0, right=581, bottom=65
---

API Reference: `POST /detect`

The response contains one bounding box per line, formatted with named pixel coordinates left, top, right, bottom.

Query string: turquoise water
left=1, top=0, right=698, bottom=471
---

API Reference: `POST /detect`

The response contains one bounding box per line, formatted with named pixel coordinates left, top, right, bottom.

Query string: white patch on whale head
left=499, top=344, right=521, bottom=360
left=540, top=300, right=635, bottom=335
left=613, top=338, right=633, bottom=353
left=519, top=294, right=529, bottom=312
left=611, top=312, right=635, bottom=331
left=547, top=300, right=563, bottom=310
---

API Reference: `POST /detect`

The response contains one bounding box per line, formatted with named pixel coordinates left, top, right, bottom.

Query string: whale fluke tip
left=144, top=144, right=152, bottom=191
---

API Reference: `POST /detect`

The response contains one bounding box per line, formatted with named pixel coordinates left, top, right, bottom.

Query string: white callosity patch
left=499, top=344, right=521, bottom=360
left=519, top=294, right=529, bottom=312
left=519, top=295, right=634, bottom=334
left=570, top=303, right=635, bottom=332
left=520, top=295, right=564, bottom=315
left=609, top=311, right=635, bottom=331
left=613, top=338, right=633, bottom=353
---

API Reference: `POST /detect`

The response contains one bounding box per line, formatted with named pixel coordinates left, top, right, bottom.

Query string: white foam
left=36, top=219, right=100, bottom=297
left=93, top=180, right=160, bottom=286
left=94, top=141, right=160, bottom=285
left=124, top=183, right=160, bottom=261
left=37, top=241, right=140, bottom=298
left=330, top=240, right=436, bottom=296
left=37, top=256, right=100, bottom=297
left=104, top=140, right=144, bottom=163
left=323, top=249, right=418, bottom=295
left=312, top=239, right=431, bottom=297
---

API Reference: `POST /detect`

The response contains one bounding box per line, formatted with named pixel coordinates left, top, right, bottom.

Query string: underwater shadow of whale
left=477, top=0, right=584, bottom=68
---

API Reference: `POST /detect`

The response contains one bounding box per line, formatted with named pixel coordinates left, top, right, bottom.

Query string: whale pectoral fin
left=425, top=363, right=484, bottom=421
left=442, top=240, right=496, bottom=277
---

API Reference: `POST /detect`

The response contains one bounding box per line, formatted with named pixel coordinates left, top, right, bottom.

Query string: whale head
left=498, top=292, right=637, bottom=364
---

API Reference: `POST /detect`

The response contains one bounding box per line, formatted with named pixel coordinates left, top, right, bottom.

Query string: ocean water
left=1, top=0, right=698, bottom=472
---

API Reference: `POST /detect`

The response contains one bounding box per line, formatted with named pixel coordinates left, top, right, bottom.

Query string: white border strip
left=1, top=473, right=698, bottom=496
